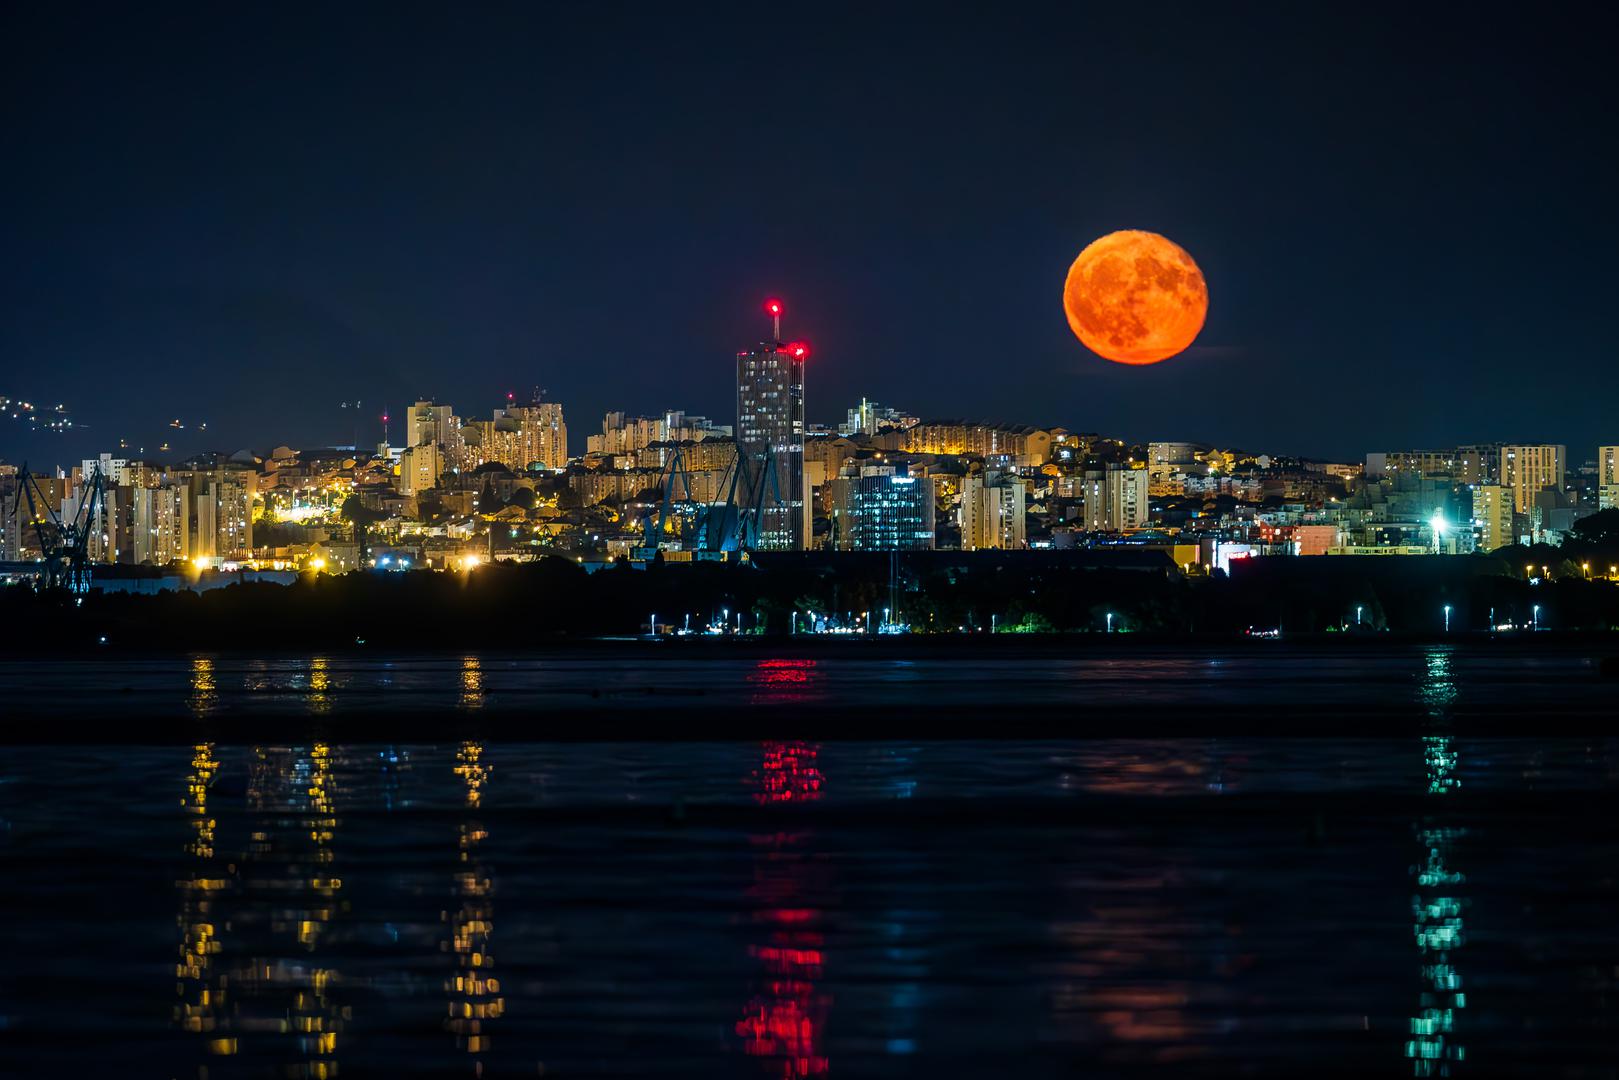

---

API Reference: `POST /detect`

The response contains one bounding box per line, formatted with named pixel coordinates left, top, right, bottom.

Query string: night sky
left=4, top=5, right=1616, bottom=465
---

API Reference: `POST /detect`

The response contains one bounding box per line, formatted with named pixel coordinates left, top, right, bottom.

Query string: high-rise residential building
left=1104, top=464, right=1150, bottom=531
left=736, top=340, right=806, bottom=550
left=1080, top=468, right=1107, bottom=530
left=1, top=475, right=69, bottom=561
left=61, top=482, right=125, bottom=563
left=405, top=400, right=465, bottom=470
left=469, top=401, right=568, bottom=472
left=194, top=479, right=254, bottom=561
left=1471, top=484, right=1515, bottom=553
left=828, top=466, right=935, bottom=551
left=397, top=442, right=442, bottom=495
left=959, top=472, right=1027, bottom=549
left=1599, top=445, right=1618, bottom=487
left=1499, top=444, right=1566, bottom=513
left=132, top=485, right=190, bottom=565
left=79, top=453, right=134, bottom=487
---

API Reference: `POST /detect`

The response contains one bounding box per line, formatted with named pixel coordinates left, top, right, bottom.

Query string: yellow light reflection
left=189, top=656, right=219, bottom=718
left=460, top=656, right=485, bottom=711
left=447, top=741, right=503, bottom=1058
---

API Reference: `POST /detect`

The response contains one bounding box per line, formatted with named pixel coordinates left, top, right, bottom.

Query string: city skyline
left=9, top=9, right=1619, bottom=1078
left=7, top=7, right=1619, bottom=464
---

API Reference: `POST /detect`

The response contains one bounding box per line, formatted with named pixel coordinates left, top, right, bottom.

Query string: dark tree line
left=1, top=548, right=1615, bottom=652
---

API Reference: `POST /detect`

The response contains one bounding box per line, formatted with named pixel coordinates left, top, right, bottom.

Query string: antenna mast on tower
left=765, top=298, right=783, bottom=343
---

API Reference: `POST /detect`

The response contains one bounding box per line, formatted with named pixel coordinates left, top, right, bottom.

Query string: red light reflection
left=736, top=739, right=830, bottom=1075
left=747, top=659, right=822, bottom=708
left=754, top=741, right=824, bottom=805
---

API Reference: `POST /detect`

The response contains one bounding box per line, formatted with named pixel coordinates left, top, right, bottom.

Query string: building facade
left=1078, top=465, right=1149, bottom=531
left=828, top=467, right=935, bottom=551
left=1471, top=484, right=1515, bottom=553
left=132, top=485, right=190, bottom=565
left=959, top=472, right=1027, bottom=549
left=736, top=341, right=807, bottom=550
left=1499, top=444, right=1565, bottom=513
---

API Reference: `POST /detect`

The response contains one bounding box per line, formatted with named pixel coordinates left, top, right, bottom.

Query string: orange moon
left=1063, top=230, right=1208, bottom=364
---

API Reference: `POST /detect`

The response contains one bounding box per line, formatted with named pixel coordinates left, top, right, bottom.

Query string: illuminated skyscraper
left=736, top=304, right=807, bottom=550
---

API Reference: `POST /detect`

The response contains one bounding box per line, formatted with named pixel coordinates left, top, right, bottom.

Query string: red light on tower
left=763, top=297, right=783, bottom=341
left=786, top=341, right=809, bottom=360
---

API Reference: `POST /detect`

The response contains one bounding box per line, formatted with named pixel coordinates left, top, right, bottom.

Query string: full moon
left=1063, top=230, right=1208, bottom=365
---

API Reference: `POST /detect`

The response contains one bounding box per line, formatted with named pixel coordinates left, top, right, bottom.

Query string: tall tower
left=735, top=300, right=807, bottom=550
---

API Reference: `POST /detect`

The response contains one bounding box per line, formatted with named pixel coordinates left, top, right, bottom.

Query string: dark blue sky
left=4, top=4, right=1616, bottom=465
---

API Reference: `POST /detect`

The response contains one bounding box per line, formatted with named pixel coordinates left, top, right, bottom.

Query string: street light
left=1106, top=612, right=1114, bottom=633
left=650, top=613, right=657, bottom=637
left=1443, top=604, right=1451, bottom=633
left=1532, top=603, right=1541, bottom=631
left=1356, top=604, right=1363, bottom=626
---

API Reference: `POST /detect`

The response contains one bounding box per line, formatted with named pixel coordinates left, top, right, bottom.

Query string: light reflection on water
left=1409, top=649, right=1466, bottom=1076
left=2, top=652, right=1618, bottom=1075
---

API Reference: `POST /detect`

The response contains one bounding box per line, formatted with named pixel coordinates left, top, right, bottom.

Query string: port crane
left=8, top=462, right=106, bottom=596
